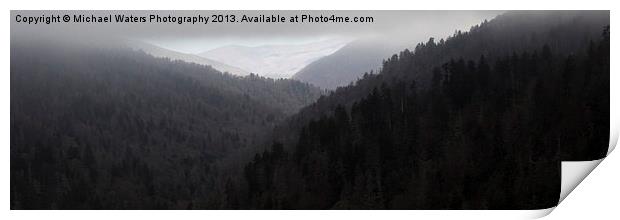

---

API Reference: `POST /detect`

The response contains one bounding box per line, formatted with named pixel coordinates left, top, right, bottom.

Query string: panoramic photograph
left=10, top=10, right=610, bottom=210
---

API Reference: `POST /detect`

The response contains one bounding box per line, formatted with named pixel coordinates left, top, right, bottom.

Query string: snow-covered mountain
left=197, top=39, right=348, bottom=79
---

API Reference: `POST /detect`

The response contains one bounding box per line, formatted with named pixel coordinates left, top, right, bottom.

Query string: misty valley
left=10, top=11, right=610, bottom=209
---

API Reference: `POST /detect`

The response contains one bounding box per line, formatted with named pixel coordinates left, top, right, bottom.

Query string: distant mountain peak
left=292, top=39, right=411, bottom=90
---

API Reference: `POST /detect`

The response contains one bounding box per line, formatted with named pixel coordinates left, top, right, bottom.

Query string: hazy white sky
left=12, top=11, right=503, bottom=54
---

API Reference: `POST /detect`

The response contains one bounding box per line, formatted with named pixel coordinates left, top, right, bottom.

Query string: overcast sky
left=11, top=10, right=502, bottom=53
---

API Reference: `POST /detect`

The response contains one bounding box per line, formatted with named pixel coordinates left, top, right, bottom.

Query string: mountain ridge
left=125, top=40, right=250, bottom=76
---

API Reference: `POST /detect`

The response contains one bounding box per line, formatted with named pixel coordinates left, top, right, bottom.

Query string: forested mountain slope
left=273, top=11, right=609, bottom=148
left=236, top=11, right=609, bottom=209
left=10, top=42, right=321, bottom=209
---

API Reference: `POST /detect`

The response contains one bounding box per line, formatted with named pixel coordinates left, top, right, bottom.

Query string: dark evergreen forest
left=10, top=43, right=322, bottom=209
left=11, top=11, right=609, bottom=209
